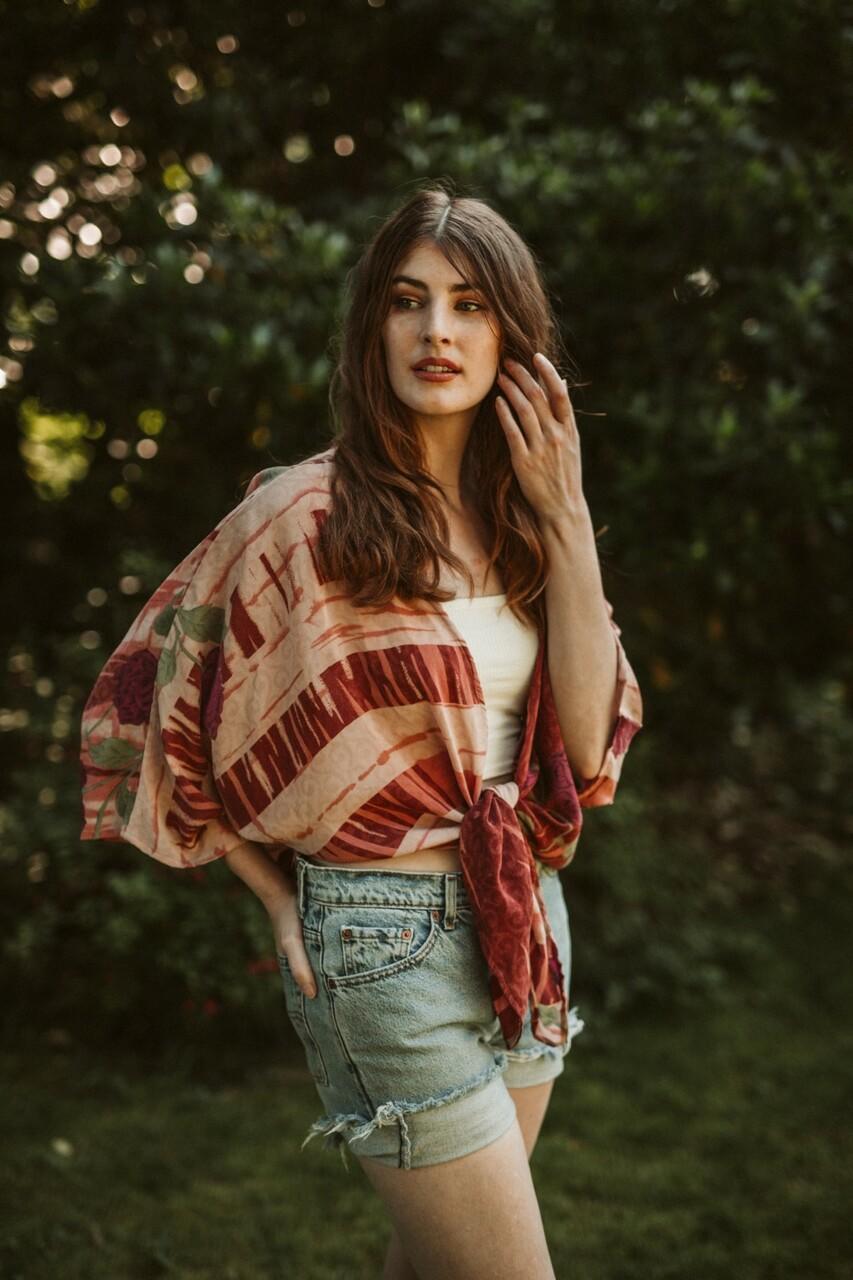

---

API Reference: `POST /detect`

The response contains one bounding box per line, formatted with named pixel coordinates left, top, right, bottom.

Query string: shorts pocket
left=320, top=903, right=440, bottom=990
left=341, top=924, right=413, bottom=977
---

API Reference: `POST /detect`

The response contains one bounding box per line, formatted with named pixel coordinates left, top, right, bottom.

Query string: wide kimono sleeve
left=78, top=467, right=286, bottom=868
left=573, top=597, right=644, bottom=808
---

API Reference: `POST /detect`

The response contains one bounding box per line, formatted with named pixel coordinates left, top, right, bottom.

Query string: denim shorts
left=276, top=853, right=585, bottom=1170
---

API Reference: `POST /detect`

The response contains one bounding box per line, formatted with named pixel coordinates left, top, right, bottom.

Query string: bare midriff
left=305, top=843, right=463, bottom=874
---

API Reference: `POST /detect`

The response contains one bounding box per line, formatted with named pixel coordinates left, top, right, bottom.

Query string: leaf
left=115, top=777, right=137, bottom=824
left=156, top=644, right=177, bottom=687
left=89, top=738, right=143, bottom=768
left=153, top=603, right=177, bottom=636
left=178, top=604, right=225, bottom=643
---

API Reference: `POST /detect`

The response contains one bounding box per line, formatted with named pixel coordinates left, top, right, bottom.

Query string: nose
left=420, top=301, right=456, bottom=345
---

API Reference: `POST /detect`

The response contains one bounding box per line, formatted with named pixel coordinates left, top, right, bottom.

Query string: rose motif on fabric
left=114, top=650, right=158, bottom=725
left=89, top=670, right=115, bottom=706
left=200, top=645, right=228, bottom=740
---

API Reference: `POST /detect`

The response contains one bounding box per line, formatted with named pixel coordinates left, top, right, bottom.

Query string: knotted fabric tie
left=458, top=781, right=569, bottom=1050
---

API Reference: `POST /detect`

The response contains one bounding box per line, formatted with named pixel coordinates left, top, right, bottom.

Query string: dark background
left=0, top=4, right=850, bottom=1276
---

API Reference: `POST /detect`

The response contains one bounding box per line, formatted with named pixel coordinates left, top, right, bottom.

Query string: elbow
left=573, top=748, right=609, bottom=784
left=573, top=718, right=618, bottom=784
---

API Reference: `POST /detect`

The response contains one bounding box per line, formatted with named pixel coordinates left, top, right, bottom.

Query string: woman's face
left=381, top=241, right=501, bottom=434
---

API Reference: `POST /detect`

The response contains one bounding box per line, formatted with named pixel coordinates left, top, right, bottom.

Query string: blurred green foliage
left=0, top=0, right=850, bottom=1044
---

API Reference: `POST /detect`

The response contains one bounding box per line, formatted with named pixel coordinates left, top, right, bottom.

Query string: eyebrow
left=391, top=274, right=478, bottom=293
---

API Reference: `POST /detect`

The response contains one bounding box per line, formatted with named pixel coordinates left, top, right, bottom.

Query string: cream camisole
left=443, top=592, right=539, bottom=783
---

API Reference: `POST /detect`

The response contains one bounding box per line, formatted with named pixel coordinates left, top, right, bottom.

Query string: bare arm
left=224, top=841, right=318, bottom=999
left=223, top=840, right=296, bottom=911
left=541, top=503, right=620, bottom=781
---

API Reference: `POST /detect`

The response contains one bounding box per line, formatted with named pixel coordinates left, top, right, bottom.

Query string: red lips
left=412, top=357, right=461, bottom=372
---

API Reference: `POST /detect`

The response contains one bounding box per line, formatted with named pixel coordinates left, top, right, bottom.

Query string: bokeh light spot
left=283, top=134, right=312, bottom=163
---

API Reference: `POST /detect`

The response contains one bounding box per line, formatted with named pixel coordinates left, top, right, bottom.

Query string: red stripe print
left=308, top=508, right=334, bottom=585
left=258, top=551, right=291, bottom=611
left=325, top=753, right=462, bottom=859
left=215, top=643, right=481, bottom=828
left=228, top=586, right=265, bottom=658
left=162, top=693, right=227, bottom=850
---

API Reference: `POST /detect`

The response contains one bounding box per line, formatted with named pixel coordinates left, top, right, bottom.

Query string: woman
left=79, top=182, right=643, bottom=1280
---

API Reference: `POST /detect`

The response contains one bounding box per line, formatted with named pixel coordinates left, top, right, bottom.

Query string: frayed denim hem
left=299, top=1006, right=585, bottom=1171
left=503, top=1004, right=585, bottom=1064
left=300, top=1052, right=510, bottom=1172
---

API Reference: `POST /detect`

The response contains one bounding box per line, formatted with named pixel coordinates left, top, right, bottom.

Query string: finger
left=533, top=353, right=575, bottom=429
left=284, top=942, right=318, bottom=998
left=504, top=355, right=555, bottom=418
left=497, top=365, right=545, bottom=446
left=495, top=395, right=529, bottom=459
left=530, top=352, right=572, bottom=413
left=294, top=962, right=318, bottom=999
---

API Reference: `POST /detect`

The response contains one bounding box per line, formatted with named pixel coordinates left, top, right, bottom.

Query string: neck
left=415, top=418, right=473, bottom=498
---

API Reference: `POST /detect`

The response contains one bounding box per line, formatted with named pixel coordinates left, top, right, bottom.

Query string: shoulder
left=243, top=446, right=335, bottom=504
left=177, top=448, right=336, bottom=583
left=240, top=445, right=336, bottom=519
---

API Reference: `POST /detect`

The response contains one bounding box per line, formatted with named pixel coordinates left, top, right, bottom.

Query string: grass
left=2, top=866, right=850, bottom=1280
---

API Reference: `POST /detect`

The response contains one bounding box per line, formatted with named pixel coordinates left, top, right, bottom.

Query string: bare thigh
left=507, top=1078, right=557, bottom=1159
left=361, top=1079, right=558, bottom=1280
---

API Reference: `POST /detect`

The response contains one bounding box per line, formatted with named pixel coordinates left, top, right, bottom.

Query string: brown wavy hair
left=318, top=178, right=582, bottom=637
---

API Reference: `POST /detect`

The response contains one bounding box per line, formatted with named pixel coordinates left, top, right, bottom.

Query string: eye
left=390, top=296, right=486, bottom=312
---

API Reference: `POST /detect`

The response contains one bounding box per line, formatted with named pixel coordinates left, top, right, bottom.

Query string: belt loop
left=296, top=856, right=307, bottom=920
left=443, top=873, right=458, bottom=931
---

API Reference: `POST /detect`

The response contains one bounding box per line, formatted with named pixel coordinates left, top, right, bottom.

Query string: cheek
left=477, top=334, right=501, bottom=377
left=477, top=324, right=501, bottom=358
left=381, top=316, right=408, bottom=357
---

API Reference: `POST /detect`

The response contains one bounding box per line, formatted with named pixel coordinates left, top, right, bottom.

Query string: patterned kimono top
left=79, top=446, right=643, bottom=1050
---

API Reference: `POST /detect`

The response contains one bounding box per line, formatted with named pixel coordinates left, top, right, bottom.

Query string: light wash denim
left=276, top=853, right=585, bottom=1170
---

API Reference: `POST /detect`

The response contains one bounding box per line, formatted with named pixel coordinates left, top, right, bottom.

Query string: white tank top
left=443, top=592, right=539, bottom=781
